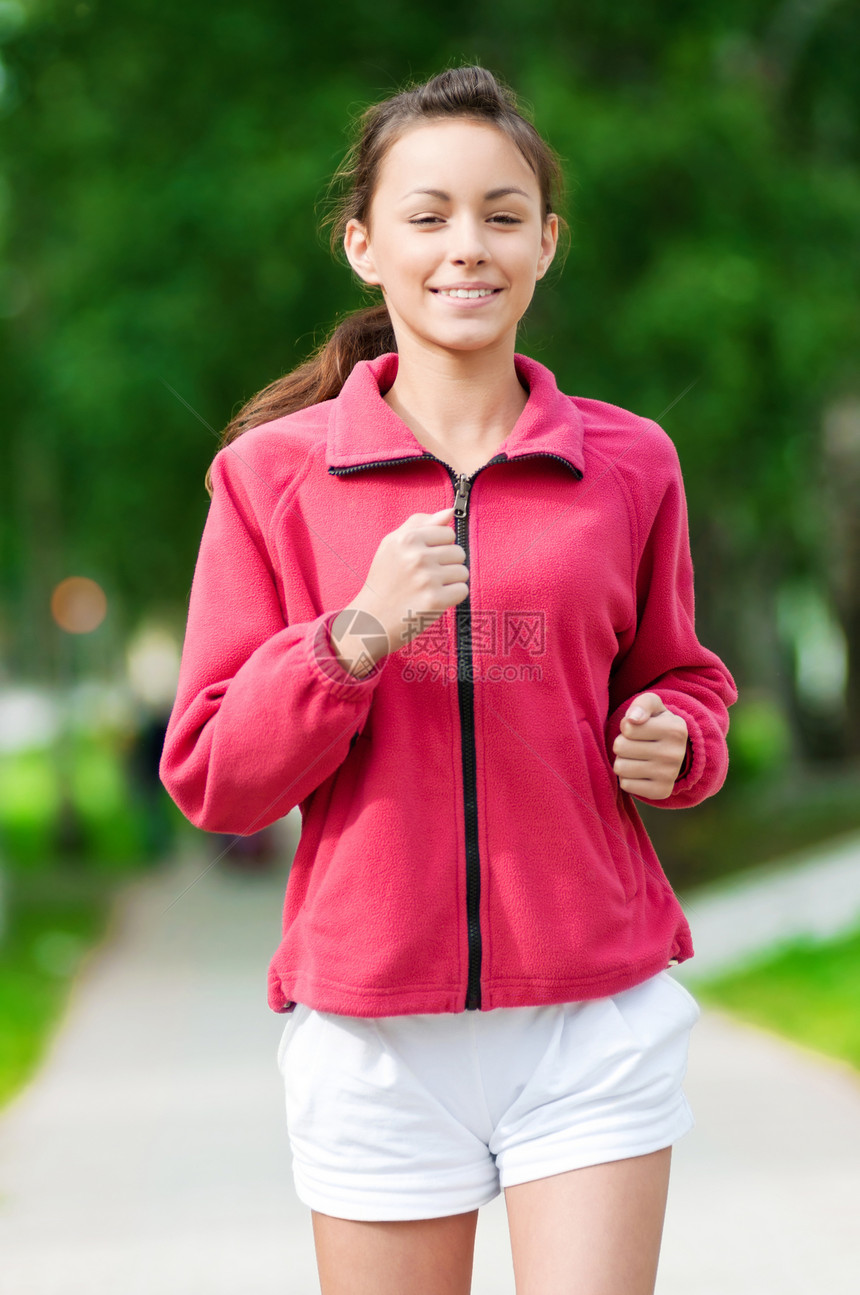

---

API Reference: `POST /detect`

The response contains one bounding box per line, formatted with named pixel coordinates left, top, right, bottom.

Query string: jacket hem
left=270, top=971, right=465, bottom=1016
left=482, top=950, right=693, bottom=1005
left=267, top=949, right=693, bottom=1016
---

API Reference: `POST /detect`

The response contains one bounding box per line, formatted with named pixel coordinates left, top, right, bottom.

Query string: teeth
left=437, top=288, right=497, bottom=298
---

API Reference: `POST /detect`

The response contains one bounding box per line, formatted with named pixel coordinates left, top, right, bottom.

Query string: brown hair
left=206, top=64, right=569, bottom=494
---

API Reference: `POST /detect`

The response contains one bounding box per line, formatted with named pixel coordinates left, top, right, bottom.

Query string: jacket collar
left=327, top=351, right=584, bottom=478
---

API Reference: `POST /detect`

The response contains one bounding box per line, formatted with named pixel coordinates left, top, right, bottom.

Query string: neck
left=381, top=336, right=529, bottom=463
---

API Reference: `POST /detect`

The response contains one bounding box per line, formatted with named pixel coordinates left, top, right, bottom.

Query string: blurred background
left=0, top=0, right=859, bottom=1162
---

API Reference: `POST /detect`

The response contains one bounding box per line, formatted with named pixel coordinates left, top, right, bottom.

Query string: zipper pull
left=453, top=473, right=472, bottom=519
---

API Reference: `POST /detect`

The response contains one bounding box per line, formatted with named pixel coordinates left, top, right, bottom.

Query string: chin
left=389, top=310, right=516, bottom=355
left=430, top=336, right=508, bottom=355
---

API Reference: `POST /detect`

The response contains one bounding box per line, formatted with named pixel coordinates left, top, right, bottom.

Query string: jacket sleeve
left=604, top=433, right=738, bottom=809
left=159, top=445, right=385, bottom=834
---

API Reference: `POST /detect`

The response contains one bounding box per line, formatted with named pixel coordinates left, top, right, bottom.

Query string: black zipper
left=449, top=454, right=508, bottom=1008
left=330, top=447, right=582, bottom=1011
left=502, top=451, right=583, bottom=479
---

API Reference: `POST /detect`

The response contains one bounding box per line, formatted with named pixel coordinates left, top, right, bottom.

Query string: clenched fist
left=612, top=692, right=689, bottom=800
left=331, top=505, right=468, bottom=678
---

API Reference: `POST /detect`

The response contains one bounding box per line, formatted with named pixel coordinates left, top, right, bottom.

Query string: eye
left=407, top=214, right=523, bottom=227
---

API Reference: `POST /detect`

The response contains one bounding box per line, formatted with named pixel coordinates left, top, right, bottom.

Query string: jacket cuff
left=306, top=609, right=387, bottom=699
left=676, top=736, right=693, bottom=781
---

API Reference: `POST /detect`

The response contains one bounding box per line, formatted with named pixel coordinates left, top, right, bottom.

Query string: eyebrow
left=400, top=186, right=532, bottom=202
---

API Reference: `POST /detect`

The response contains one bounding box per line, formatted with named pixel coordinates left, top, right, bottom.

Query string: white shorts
left=276, top=969, right=700, bottom=1221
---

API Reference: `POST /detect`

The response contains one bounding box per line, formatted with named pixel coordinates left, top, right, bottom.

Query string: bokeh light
left=51, top=577, right=107, bottom=633
left=125, top=624, right=181, bottom=708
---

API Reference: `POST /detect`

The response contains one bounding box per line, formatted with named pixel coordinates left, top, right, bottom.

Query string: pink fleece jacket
left=159, top=351, right=737, bottom=1017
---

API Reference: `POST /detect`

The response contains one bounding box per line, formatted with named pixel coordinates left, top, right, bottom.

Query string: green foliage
left=0, top=734, right=153, bottom=870
left=1, top=2, right=858, bottom=776
left=0, top=748, right=58, bottom=864
left=726, top=692, right=793, bottom=783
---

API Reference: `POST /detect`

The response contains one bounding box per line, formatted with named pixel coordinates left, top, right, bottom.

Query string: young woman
left=160, top=65, right=737, bottom=1295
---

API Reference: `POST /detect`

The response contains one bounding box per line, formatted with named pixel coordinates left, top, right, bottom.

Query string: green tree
left=1, top=1, right=858, bottom=763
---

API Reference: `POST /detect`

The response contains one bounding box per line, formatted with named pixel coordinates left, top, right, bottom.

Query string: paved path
left=1, top=829, right=859, bottom=1293
left=674, top=828, right=860, bottom=980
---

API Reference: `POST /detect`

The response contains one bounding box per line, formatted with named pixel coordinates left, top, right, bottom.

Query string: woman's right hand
left=331, top=505, right=469, bottom=674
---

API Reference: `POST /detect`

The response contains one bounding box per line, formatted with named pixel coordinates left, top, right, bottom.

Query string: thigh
left=311, top=1207, right=480, bottom=1295
left=490, top=972, right=699, bottom=1188
left=504, top=1147, right=672, bottom=1295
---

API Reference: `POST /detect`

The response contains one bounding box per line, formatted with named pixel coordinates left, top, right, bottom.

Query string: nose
left=447, top=215, right=490, bottom=265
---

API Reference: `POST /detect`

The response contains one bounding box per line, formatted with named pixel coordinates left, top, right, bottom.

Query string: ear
left=535, top=213, right=559, bottom=281
left=344, top=218, right=382, bottom=287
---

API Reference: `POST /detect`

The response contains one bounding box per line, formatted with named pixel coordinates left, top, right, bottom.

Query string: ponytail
left=206, top=302, right=394, bottom=495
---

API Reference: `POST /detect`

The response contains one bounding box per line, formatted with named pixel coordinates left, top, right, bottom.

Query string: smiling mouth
left=430, top=288, right=502, bottom=299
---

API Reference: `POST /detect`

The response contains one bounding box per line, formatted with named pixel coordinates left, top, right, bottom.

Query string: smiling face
left=343, top=118, right=559, bottom=358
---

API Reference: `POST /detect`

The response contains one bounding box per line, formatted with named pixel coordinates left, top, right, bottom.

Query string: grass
left=0, top=867, right=122, bottom=1110
left=688, top=925, right=860, bottom=1072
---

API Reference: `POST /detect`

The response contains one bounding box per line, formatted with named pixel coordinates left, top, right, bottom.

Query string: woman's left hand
left=612, top=692, right=689, bottom=800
